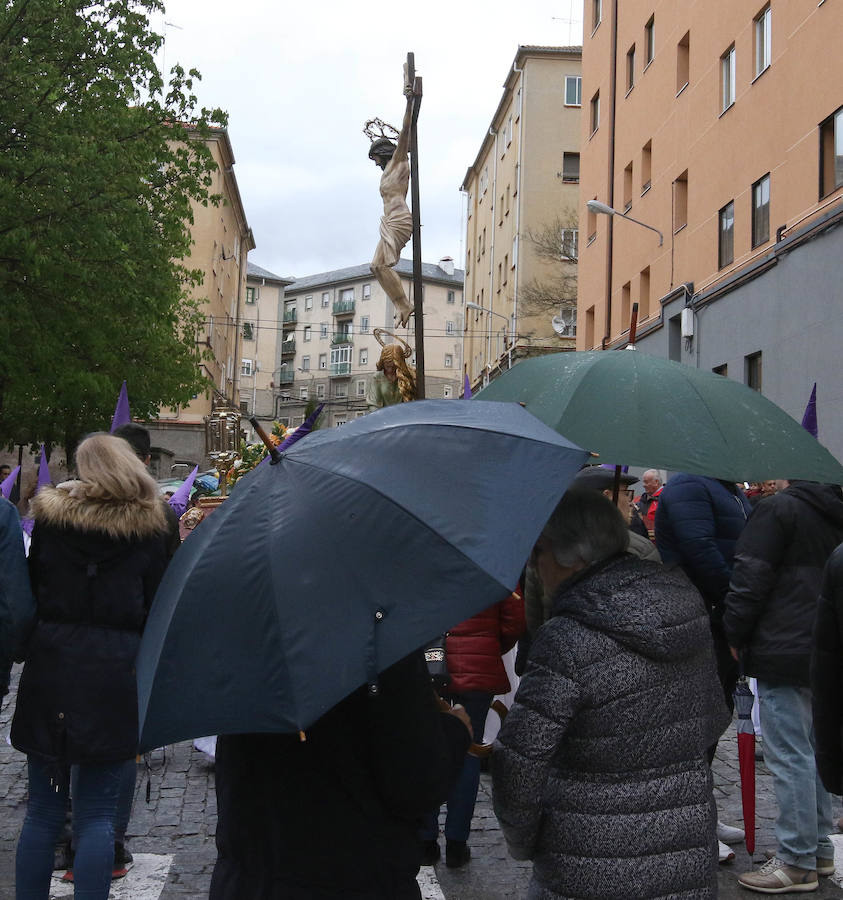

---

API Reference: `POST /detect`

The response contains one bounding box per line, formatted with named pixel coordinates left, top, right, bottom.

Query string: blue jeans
left=420, top=692, right=492, bottom=843
left=757, top=681, right=834, bottom=869
left=16, top=755, right=135, bottom=900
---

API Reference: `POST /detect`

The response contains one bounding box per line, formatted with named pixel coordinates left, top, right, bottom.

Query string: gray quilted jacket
left=492, top=554, right=730, bottom=900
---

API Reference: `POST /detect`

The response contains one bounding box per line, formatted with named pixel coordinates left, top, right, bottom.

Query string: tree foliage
left=0, top=0, right=227, bottom=451
left=519, top=210, right=579, bottom=327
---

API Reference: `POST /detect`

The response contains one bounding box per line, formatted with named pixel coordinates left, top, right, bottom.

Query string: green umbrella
left=474, top=350, right=843, bottom=484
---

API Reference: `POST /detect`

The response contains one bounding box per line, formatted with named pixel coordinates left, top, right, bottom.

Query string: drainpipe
left=601, top=0, right=619, bottom=348
left=512, top=56, right=525, bottom=360
left=486, top=127, right=498, bottom=384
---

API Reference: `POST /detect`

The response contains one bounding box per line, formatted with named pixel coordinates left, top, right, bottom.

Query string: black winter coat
left=493, top=555, right=729, bottom=900
left=209, top=650, right=471, bottom=900
left=723, top=481, right=843, bottom=686
left=655, top=474, right=751, bottom=610
left=812, top=543, right=843, bottom=794
left=11, top=483, right=169, bottom=764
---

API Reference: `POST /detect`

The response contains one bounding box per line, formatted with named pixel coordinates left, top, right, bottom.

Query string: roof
left=285, top=258, right=465, bottom=293
left=247, top=261, right=293, bottom=285
left=460, top=44, right=583, bottom=191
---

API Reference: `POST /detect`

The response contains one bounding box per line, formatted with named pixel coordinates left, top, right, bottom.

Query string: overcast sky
left=159, top=0, right=584, bottom=280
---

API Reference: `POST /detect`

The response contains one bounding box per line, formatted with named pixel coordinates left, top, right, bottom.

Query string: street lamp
left=587, top=199, right=664, bottom=246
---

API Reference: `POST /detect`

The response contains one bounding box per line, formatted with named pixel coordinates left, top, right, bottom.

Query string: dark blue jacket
left=655, top=474, right=751, bottom=610
left=0, top=498, right=35, bottom=695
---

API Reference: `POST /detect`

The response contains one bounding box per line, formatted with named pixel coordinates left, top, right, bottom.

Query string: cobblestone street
left=1, top=664, right=841, bottom=899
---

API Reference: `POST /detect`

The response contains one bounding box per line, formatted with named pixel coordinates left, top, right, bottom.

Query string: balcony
left=283, top=308, right=297, bottom=324
left=278, top=369, right=294, bottom=384
left=332, top=299, right=355, bottom=317
left=331, top=333, right=353, bottom=346
left=281, top=338, right=296, bottom=357
left=330, top=362, right=351, bottom=377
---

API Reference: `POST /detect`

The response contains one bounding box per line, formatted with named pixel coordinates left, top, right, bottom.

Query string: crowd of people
left=2, top=436, right=843, bottom=898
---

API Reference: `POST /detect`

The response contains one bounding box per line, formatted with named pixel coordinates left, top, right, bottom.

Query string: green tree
left=0, top=0, right=226, bottom=454
left=519, top=210, right=578, bottom=335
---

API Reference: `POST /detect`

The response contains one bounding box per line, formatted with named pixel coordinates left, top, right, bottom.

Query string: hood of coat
left=551, top=554, right=710, bottom=662
left=31, top=482, right=167, bottom=541
left=783, top=481, right=843, bottom=529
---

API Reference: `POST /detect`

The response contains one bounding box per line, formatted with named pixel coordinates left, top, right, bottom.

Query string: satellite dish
left=551, top=315, right=568, bottom=335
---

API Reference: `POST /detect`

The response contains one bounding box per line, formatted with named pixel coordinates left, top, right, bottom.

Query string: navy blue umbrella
left=136, top=400, right=588, bottom=751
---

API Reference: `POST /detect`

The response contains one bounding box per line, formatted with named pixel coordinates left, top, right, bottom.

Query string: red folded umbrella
left=734, top=677, right=756, bottom=854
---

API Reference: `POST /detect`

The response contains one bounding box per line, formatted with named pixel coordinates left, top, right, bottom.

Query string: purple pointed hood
left=168, top=466, right=199, bottom=518
left=801, top=383, right=818, bottom=438
left=1, top=465, right=20, bottom=500
left=110, top=381, right=131, bottom=432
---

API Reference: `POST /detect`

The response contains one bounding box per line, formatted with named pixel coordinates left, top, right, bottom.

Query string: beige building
left=146, top=128, right=255, bottom=475
left=239, top=262, right=294, bottom=430
left=279, top=258, right=464, bottom=428
left=461, top=45, right=582, bottom=392
left=578, top=0, right=843, bottom=354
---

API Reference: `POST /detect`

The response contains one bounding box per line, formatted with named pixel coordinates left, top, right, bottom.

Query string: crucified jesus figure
left=368, top=84, right=415, bottom=328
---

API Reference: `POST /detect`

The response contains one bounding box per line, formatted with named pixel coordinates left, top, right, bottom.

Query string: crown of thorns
left=374, top=327, right=413, bottom=357
left=364, top=118, right=399, bottom=153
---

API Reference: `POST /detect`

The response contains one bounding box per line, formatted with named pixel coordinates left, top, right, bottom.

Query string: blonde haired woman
left=12, top=433, right=169, bottom=899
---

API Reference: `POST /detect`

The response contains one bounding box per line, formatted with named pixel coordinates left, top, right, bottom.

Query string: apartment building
left=279, top=258, right=464, bottom=428
left=146, top=128, right=255, bottom=473
left=579, top=0, right=843, bottom=458
left=239, top=262, right=294, bottom=428
left=462, top=45, right=582, bottom=392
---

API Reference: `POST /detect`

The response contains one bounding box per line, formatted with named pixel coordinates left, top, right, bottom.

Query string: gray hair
left=543, top=489, right=630, bottom=568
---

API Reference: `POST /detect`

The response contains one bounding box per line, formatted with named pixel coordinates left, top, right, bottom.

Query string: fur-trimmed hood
left=31, top=482, right=167, bottom=541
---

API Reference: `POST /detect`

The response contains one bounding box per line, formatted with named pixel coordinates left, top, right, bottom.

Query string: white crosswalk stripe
left=49, top=853, right=173, bottom=899
left=417, top=864, right=447, bottom=899
left=829, top=833, right=843, bottom=888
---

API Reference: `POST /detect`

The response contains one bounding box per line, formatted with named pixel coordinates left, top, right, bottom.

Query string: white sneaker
left=719, top=840, right=736, bottom=864
left=717, top=820, right=746, bottom=844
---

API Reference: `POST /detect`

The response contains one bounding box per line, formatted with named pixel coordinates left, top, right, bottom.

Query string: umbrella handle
left=249, top=417, right=281, bottom=464
left=436, top=696, right=508, bottom=758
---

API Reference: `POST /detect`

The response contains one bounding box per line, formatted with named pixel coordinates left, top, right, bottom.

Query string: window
left=356, top=379, right=366, bottom=397
left=512, top=234, right=518, bottom=264
left=562, top=152, right=580, bottom=183
left=305, top=295, right=313, bottom=311
left=621, top=282, right=631, bottom=332
left=745, top=351, right=762, bottom=391
left=444, top=385, right=453, bottom=399
left=561, top=228, right=579, bottom=260
left=335, top=383, right=348, bottom=399
left=752, top=173, right=770, bottom=247
left=303, top=325, right=311, bottom=342
left=447, top=290, right=455, bottom=304
left=335, top=418, right=347, bottom=428
left=242, top=321, right=254, bottom=341
left=240, top=358, right=253, bottom=377
left=564, top=75, right=582, bottom=107
left=299, top=387, right=309, bottom=400
left=359, top=348, right=368, bottom=365
left=362, top=283, right=371, bottom=300
left=301, top=355, right=310, bottom=371
left=639, top=266, right=651, bottom=319
left=673, top=171, right=688, bottom=232
left=754, top=5, right=771, bottom=77
left=444, top=354, right=453, bottom=368
left=339, top=287, right=353, bottom=302
left=320, top=322, right=328, bottom=339
left=641, top=140, right=652, bottom=194
left=592, top=0, right=602, bottom=32
left=819, top=106, right=843, bottom=198
left=506, top=115, right=513, bottom=146
left=676, top=31, right=690, bottom=95
left=721, top=45, right=736, bottom=112
left=317, top=383, right=326, bottom=399
left=319, top=353, right=327, bottom=370
left=446, top=321, right=455, bottom=335
left=718, top=200, right=735, bottom=268
left=506, top=185, right=511, bottom=213
left=245, top=286, right=256, bottom=304
left=503, top=254, right=508, bottom=283
left=360, top=316, right=370, bottom=333
left=590, top=91, right=600, bottom=134
left=321, top=292, right=330, bottom=307
left=645, top=15, right=655, bottom=65
left=497, top=262, right=502, bottom=292
left=626, top=44, right=636, bottom=92
left=331, top=345, right=352, bottom=375
left=623, top=162, right=633, bottom=212
left=712, top=363, right=728, bottom=376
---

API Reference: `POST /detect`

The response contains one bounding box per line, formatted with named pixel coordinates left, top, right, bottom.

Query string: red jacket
left=445, top=589, right=525, bottom=695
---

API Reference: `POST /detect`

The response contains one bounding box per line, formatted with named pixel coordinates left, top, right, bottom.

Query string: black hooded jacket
left=723, top=481, right=843, bottom=686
